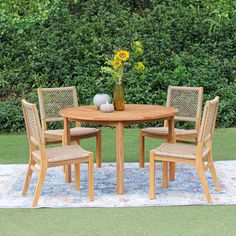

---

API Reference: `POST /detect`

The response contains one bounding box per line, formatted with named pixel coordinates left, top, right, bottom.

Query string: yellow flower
left=115, top=50, right=130, bottom=61
left=135, top=61, right=145, bottom=71
left=112, top=59, right=122, bottom=70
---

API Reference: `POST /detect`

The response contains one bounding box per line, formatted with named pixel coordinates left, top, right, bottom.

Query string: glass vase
left=113, top=82, right=125, bottom=111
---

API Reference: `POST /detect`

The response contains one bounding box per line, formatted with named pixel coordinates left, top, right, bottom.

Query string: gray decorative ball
left=93, top=93, right=111, bottom=109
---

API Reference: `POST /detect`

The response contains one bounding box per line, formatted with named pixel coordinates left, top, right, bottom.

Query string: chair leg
left=207, top=152, right=221, bottom=192
left=140, top=130, right=145, bottom=168
left=162, top=161, right=168, bottom=188
left=65, top=165, right=72, bottom=182
left=169, top=162, right=175, bottom=181
left=96, top=130, right=102, bottom=168
left=74, top=163, right=80, bottom=190
left=149, top=150, right=156, bottom=199
left=196, top=164, right=212, bottom=203
left=62, top=136, right=72, bottom=180
left=76, top=139, right=81, bottom=145
left=32, top=166, right=46, bottom=207
left=88, top=153, right=94, bottom=201
left=22, top=158, right=35, bottom=195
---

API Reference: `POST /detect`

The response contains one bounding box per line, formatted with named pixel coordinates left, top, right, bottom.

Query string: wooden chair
left=149, top=96, right=221, bottom=203
left=37, top=86, right=102, bottom=169
left=140, top=86, right=203, bottom=169
left=21, top=99, right=94, bottom=207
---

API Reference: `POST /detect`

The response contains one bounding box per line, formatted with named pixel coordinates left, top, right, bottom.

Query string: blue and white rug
left=0, top=161, right=236, bottom=208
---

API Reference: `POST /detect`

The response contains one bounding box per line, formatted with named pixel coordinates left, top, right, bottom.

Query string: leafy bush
left=0, top=100, right=24, bottom=133
left=0, top=0, right=235, bottom=132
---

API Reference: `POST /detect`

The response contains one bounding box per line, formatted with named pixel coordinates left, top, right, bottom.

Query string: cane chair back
left=38, top=86, right=78, bottom=123
left=22, top=99, right=44, bottom=147
left=166, top=86, right=203, bottom=125
left=198, top=96, right=219, bottom=146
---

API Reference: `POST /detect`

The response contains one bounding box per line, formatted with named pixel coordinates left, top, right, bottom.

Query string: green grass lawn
left=0, top=128, right=236, bottom=236
left=0, top=127, right=235, bottom=164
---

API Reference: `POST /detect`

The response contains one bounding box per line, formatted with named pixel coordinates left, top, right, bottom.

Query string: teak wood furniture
left=149, top=97, right=220, bottom=203
left=140, top=86, right=203, bottom=168
left=59, top=104, right=178, bottom=195
left=37, top=86, right=102, bottom=171
left=21, top=99, right=94, bottom=207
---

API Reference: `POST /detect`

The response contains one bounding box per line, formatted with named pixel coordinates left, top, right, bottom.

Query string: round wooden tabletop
left=59, top=104, right=178, bottom=125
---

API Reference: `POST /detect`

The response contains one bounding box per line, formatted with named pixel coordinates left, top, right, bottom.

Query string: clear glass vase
left=113, top=82, right=125, bottom=111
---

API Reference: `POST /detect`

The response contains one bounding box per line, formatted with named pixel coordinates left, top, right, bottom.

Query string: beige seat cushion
left=155, top=143, right=210, bottom=160
left=142, top=127, right=197, bottom=136
left=32, top=145, right=89, bottom=163
left=45, top=127, right=98, bottom=137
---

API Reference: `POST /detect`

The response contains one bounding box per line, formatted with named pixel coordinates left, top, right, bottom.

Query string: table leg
left=168, top=116, right=176, bottom=181
left=116, top=122, right=124, bottom=195
left=63, top=118, right=72, bottom=182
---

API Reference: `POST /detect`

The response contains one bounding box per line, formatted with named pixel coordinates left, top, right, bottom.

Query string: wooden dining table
left=59, top=104, right=178, bottom=195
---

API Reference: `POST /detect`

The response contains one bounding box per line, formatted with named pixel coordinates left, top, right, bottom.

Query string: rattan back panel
left=198, top=97, right=219, bottom=144
left=38, top=86, right=78, bottom=122
left=22, top=100, right=44, bottom=146
left=166, top=86, right=203, bottom=122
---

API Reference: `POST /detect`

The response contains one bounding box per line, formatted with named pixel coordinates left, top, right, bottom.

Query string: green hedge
left=0, top=0, right=236, bottom=132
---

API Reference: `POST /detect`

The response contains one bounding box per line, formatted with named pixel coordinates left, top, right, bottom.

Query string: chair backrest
left=22, top=99, right=44, bottom=147
left=198, top=96, right=219, bottom=145
left=166, top=86, right=203, bottom=129
left=38, top=86, right=78, bottom=130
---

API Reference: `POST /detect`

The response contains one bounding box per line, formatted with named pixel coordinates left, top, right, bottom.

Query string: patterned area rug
left=0, top=161, right=236, bottom=208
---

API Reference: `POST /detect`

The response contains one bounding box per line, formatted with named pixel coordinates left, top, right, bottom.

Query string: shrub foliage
left=0, top=0, right=236, bottom=132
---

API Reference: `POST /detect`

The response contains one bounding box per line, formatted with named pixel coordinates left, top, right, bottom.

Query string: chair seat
left=32, top=145, right=89, bottom=163
left=142, top=127, right=197, bottom=137
left=45, top=127, right=98, bottom=137
left=155, top=143, right=210, bottom=160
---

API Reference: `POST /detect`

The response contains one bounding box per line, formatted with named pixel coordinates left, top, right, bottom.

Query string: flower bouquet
left=101, top=41, right=145, bottom=110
